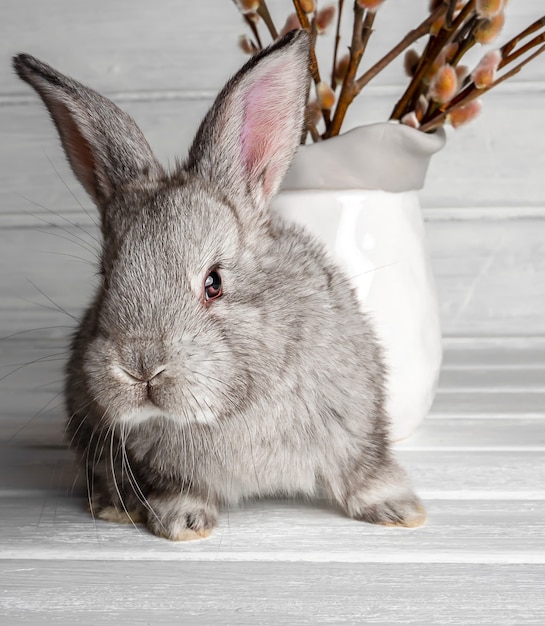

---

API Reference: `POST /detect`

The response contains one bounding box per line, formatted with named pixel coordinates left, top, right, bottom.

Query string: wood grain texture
left=1, top=562, right=543, bottom=625
left=0, top=497, right=544, bottom=562
left=2, top=0, right=543, bottom=96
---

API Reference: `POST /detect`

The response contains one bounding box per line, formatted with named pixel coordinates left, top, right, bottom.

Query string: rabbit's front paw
left=145, top=492, right=218, bottom=541
left=96, top=505, right=146, bottom=525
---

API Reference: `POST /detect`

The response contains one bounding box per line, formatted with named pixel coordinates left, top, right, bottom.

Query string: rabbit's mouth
left=119, top=403, right=168, bottom=426
left=117, top=395, right=219, bottom=428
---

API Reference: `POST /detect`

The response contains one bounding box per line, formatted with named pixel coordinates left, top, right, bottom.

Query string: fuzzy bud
left=299, top=0, right=316, bottom=13
left=430, top=15, right=445, bottom=36
left=357, top=0, right=386, bottom=12
left=306, top=100, right=323, bottom=125
left=429, top=64, right=458, bottom=104
left=316, top=5, right=336, bottom=33
left=334, top=53, right=350, bottom=83
left=430, top=2, right=466, bottom=34
left=471, top=50, right=501, bottom=88
left=316, top=81, right=336, bottom=110
left=445, top=43, right=459, bottom=64
left=456, top=65, right=469, bottom=84
left=415, top=95, right=429, bottom=121
left=280, top=13, right=302, bottom=37
left=401, top=111, right=420, bottom=129
left=448, top=100, right=482, bottom=128
left=475, top=12, right=505, bottom=44
left=236, top=0, right=260, bottom=14
left=404, top=49, right=420, bottom=77
left=476, top=0, right=504, bottom=18
left=238, top=35, right=257, bottom=55
left=246, top=11, right=260, bottom=24
left=427, top=49, right=447, bottom=81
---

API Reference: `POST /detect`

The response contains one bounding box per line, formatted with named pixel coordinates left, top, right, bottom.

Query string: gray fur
left=13, top=31, right=425, bottom=541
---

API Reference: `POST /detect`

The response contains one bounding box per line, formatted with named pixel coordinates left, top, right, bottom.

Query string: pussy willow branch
left=420, top=41, right=545, bottom=132
left=325, top=3, right=369, bottom=139
left=391, top=0, right=476, bottom=120
left=420, top=7, right=482, bottom=126
left=331, top=0, right=345, bottom=91
left=501, top=16, right=545, bottom=59
left=353, top=2, right=448, bottom=102
left=449, top=15, right=479, bottom=66
left=292, top=0, right=320, bottom=85
left=256, top=1, right=279, bottom=40
left=445, top=0, right=457, bottom=29
left=500, top=31, right=545, bottom=68
left=291, top=0, right=332, bottom=130
left=244, top=13, right=263, bottom=49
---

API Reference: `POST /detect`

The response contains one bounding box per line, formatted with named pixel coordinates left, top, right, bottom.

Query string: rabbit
left=13, top=30, right=425, bottom=541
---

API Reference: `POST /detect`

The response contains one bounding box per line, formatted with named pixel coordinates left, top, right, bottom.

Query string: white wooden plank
left=427, top=215, right=545, bottom=337
left=0, top=496, right=543, bottom=563
left=438, top=368, right=545, bottom=390
left=2, top=0, right=543, bottom=96
left=1, top=561, right=543, bottom=625
left=397, top=418, right=545, bottom=451
left=442, top=338, right=545, bottom=369
left=430, top=390, right=545, bottom=418
left=2, top=0, right=247, bottom=96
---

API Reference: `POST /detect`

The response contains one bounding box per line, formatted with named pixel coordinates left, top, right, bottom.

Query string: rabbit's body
left=14, top=31, right=425, bottom=541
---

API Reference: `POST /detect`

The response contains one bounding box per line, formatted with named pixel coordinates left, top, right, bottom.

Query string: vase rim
left=280, top=122, right=446, bottom=194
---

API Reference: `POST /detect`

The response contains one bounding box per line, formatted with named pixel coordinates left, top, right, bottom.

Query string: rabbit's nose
left=116, top=364, right=166, bottom=385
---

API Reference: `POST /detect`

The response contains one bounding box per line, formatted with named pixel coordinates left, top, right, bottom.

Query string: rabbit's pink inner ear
left=56, top=103, right=101, bottom=199
left=240, top=71, right=297, bottom=200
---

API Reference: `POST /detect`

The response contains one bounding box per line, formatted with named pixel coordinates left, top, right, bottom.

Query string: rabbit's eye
left=204, top=269, right=223, bottom=303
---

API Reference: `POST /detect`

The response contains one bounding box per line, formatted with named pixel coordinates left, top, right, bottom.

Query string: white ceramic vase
left=271, top=123, right=446, bottom=441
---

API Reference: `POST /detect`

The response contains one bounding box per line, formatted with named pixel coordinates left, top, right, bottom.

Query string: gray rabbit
left=13, top=31, right=425, bottom=541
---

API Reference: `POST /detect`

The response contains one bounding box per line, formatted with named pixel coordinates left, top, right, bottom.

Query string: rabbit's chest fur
left=129, top=393, right=358, bottom=504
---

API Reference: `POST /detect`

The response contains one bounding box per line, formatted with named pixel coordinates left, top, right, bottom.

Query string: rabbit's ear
left=12, top=54, right=163, bottom=207
left=185, top=30, right=310, bottom=219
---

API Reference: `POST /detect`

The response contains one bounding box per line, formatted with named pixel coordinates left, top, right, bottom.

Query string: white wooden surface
left=2, top=0, right=545, bottom=623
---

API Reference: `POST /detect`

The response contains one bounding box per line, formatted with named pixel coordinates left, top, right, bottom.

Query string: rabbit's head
left=13, top=31, right=311, bottom=428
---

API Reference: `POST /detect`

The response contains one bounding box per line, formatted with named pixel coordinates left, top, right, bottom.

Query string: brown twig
left=390, top=0, right=476, bottom=121
left=292, top=0, right=320, bottom=84
left=354, top=3, right=447, bottom=98
left=360, top=7, right=376, bottom=59
left=256, top=1, right=279, bottom=40
left=500, top=31, right=545, bottom=69
left=325, top=3, right=368, bottom=139
left=501, top=16, right=545, bottom=58
left=292, top=1, right=332, bottom=132
left=450, top=16, right=480, bottom=67
left=445, top=0, right=457, bottom=29
left=243, top=13, right=264, bottom=49
left=331, top=0, right=345, bottom=91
